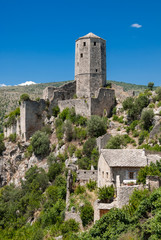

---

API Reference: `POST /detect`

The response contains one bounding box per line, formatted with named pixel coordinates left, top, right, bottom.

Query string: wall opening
left=129, top=172, right=134, bottom=179
left=80, top=53, right=83, bottom=58
left=94, top=42, right=96, bottom=46
left=96, top=69, right=98, bottom=72
left=83, top=42, right=86, bottom=46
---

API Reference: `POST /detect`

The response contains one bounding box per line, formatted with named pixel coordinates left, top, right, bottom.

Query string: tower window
left=94, top=42, right=96, bottom=46
left=83, top=42, right=86, bottom=46
left=96, top=69, right=98, bottom=72
left=80, top=53, right=83, bottom=58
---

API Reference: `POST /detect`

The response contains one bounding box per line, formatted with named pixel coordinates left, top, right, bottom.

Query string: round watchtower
left=75, top=32, right=106, bottom=98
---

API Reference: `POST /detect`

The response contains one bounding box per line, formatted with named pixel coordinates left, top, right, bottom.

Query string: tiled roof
left=101, top=149, right=147, bottom=167
left=78, top=32, right=105, bottom=40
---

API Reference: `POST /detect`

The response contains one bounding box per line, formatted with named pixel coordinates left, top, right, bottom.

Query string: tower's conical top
left=77, top=32, right=105, bottom=41
left=80, top=32, right=101, bottom=38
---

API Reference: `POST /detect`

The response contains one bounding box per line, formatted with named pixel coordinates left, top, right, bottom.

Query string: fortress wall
left=4, top=118, right=21, bottom=138
left=58, top=98, right=91, bottom=117
left=20, top=100, right=46, bottom=140
left=96, top=133, right=111, bottom=153
left=91, top=88, right=115, bottom=116
left=43, top=81, right=76, bottom=101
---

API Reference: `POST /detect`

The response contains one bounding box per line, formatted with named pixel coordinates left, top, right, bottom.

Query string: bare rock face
left=0, top=140, right=48, bottom=188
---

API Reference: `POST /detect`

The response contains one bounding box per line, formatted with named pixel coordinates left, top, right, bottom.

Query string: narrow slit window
left=80, top=53, right=83, bottom=58
left=83, top=42, right=86, bottom=46
left=94, top=42, right=96, bottom=46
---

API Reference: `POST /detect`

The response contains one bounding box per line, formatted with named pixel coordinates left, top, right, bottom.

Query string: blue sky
left=0, top=0, right=161, bottom=86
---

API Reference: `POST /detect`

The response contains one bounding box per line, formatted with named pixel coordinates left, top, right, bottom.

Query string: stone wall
left=146, top=175, right=161, bottom=191
left=20, top=99, right=46, bottom=141
left=58, top=98, right=91, bottom=117
left=58, top=87, right=115, bottom=118
left=4, top=118, right=21, bottom=138
left=43, top=81, right=76, bottom=102
left=96, top=133, right=111, bottom=152
left=90, top=88, right=115, bottom=116
left=76, top=169, right=97, bottom=185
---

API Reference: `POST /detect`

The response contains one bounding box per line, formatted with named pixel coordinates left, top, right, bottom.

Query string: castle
left=4, top=33, right=115, bottom=140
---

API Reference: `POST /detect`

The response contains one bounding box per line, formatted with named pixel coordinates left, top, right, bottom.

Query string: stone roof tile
left=101, top=149, right=147, bottom=167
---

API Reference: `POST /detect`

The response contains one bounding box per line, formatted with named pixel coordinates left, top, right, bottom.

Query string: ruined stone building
left=4, top=33, right=115, bottom=140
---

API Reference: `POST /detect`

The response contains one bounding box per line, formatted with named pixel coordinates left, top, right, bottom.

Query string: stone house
left=98, top=149, right=149, bottom=187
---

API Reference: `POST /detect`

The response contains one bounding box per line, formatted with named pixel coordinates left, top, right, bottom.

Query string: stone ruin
left=4, top=32, right=116, bottom=141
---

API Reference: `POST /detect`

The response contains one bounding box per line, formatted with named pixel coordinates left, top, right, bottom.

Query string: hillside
left=0, top=80, right=150, bottom=132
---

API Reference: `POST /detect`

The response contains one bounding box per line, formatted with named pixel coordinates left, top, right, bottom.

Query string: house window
left=83, top=42, right=86, bottom=46
left=94, top=42, right=96, bottom=46
left=129, top=172, right=134, bottom=179
left=80, top=53, right=83, bottom=58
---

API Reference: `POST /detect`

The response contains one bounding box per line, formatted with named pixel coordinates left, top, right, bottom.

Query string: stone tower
left=75, top=32, right=106, bottom=98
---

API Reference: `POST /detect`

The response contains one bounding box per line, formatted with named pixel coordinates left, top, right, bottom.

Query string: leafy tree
left=148, top=82, right=154, bottom=91
left=141, top=108, right=154, bottom=130
left=31, top=131, right=50, bottom=157
left=87, top=115, right=107, bottom=137
left=61, top=219, right=79, bottom=236
left=122, top=97, right=134, bottom=110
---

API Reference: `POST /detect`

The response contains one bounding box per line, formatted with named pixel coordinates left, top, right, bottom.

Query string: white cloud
left=131, top=23, right=142, bottom=28
left=18, top=81, right=36, bottom=86
left=0, top=84, right=6, bottom=87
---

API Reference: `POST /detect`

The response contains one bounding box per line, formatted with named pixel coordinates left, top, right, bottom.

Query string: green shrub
left=0, top=137, right=5, bottom=155
left=64, top=120, right=73, bottom=142
left=83, top=138, right=96, bottom=157
left=141, top=109, right=154, bottom=130
left=41, top=125, right=52, bottom=135
left=73, top=127, right=87, bottom=141
left=77, top=157, right=91, bottom=170
left=20, top=93, right=30, bottom=102
left=68, top=144, right=76, bottom=157
left=75, top=149, right=82, bottom=159
left=4, top=108, right=20, bottom=127
left=47, top=162, right=63, bottom=182
left=9, top=133, right=16, bottom=142
left=87, top=115, right=107, bottom=137
left=86, top=179, right=97, bottom=191
left=106, top=135, right=123, bottom=149
left=113, top=115, right=119, bottom=121
left=61, top=219, right=79, bottom=236
left=56, top=125, right=64, bottom=140
left=133, top=130, right=139, bottom=137
left=47, top=153, right=56, bottom=166
left=31, top=131, right=50, bottom=157
left=97, top=185, right=114, bottom=203
left=52, top=105, right=60, bottom=117
left=75, top=185, right=86, bottom=195
left=112, top=107, right=116, bottom=115
left=24, top=144, right=33, bottom=158
left=138, top=130, right=149, bottom=145
left=91, top=148, right=99, bottom=169
left=80, top=202, right=94, bottom=227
